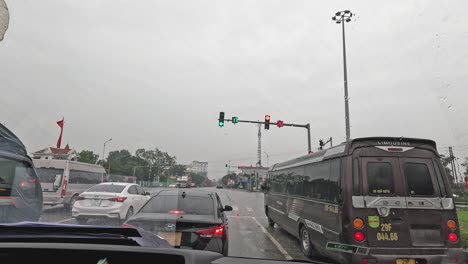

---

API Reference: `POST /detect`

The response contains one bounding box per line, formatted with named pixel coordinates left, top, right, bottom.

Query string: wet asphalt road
left=38, top=187, right=328, bottom=262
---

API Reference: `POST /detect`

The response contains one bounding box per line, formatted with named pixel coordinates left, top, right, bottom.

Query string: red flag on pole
left=56, top=118, right=64, bottom=148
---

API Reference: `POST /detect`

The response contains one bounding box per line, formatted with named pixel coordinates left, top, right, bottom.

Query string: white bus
left=33, top=159, right=106, bottom=210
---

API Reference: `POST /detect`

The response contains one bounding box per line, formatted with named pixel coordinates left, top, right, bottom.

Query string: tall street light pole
left=102, top=138, right=112, bottom=167
left=264, top=151, right=269, bottom=168
left=332, top=10, right=353, bottom=141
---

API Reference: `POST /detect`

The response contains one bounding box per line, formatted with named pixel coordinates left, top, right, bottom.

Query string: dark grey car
left=124, top=189, right=232, bottom=256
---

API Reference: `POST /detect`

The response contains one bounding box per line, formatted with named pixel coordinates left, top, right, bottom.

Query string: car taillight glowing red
left=169, top=210, right=185, bottom=214
left=354, top=231, right=365, bottom=242
left=448, top=232, right=458, bottom=243
left=109, top=197, right=127, bottom=203
left=196, top=225, right=224, bottom=238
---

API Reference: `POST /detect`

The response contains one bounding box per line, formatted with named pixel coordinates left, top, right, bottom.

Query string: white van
left=33, top=159, right=106, bottom=210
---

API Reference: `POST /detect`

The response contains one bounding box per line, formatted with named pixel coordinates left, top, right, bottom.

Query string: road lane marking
left=57, top=218, right=74, bottom=223
left=246, top=207, right=253, bottom=212
left=251, top=217, right=293, bottom=260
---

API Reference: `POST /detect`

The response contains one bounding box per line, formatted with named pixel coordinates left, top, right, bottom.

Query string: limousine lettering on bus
left=376, top=141, right=411, bottom=146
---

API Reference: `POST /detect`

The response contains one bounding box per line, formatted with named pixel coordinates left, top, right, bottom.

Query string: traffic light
left=319, top=139, right=324, bottom=150
left=232, top=117, right=239, bottom=124
left=277, top=120, right=284, bottom=128
left=219, top=112, right=225, bottom=127
left=264, top=115, right=270, bottom=130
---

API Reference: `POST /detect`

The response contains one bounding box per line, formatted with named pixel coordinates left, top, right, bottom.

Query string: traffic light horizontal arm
left=223, top=119, right=309, bottom=129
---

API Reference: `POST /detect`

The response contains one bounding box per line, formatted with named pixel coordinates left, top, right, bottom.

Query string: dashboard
left=0, top=243, right=315, bottom=264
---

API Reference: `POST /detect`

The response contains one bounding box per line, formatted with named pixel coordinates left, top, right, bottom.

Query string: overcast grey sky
left=1, top=0, right=468, bottom=178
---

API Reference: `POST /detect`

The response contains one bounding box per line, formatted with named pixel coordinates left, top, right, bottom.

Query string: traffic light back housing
left=264, top=115, right=270, bottom=130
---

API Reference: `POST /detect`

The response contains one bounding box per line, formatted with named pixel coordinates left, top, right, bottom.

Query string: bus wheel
left=267, top=217, right=275, bottom=227
left=300, top=226, right=316, bottom=257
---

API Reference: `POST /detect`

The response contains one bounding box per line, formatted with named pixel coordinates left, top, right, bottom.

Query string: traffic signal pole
left=222, top=118, right=312, bottom=154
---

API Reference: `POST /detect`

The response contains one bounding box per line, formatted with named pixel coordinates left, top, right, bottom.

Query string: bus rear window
left=367, top=162, right=394, bottom=195
left=404, top=163, right=434, bottom=196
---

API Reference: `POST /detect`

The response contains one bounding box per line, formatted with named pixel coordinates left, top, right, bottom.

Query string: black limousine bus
left=264, top=137, right=463, bottom=264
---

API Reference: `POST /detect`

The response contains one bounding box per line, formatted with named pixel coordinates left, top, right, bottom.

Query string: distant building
left=188, top=161, right=208, bottom=175
left=32, top=144, right=78, bottom=161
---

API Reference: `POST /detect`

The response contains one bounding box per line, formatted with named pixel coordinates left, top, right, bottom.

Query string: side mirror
left=222, top=205, right=233, bottom=212
left=53, top=174, right=62, bottom=191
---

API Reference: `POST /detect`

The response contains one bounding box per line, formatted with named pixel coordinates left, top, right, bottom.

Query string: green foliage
left=462, top=157, right=468, bottom=177
left=78, top=150, right=99, bottom=164
left=457, top=210, right=468, bottom=246
left=440, top=154, right=456, bottom=188
left=104, top=148, right=182, bottom=181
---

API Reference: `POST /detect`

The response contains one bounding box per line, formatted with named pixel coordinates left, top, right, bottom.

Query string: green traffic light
left=219, top=121, right=224, bottom=127
left=232, top=117, right=238, bottom=123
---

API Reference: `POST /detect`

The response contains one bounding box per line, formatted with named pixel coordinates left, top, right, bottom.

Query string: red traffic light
left=265, top=115, right=270, bottom=121
left=277, top=120, right=284, bottom=127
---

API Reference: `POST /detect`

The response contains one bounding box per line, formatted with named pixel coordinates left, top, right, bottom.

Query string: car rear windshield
left=86, top=184, right=125, bottom=193
left=404, top=163, right=434, bottom=196
left=367, top=162, right=394, bottom=195
left=140, top=195, right=214, bottom=215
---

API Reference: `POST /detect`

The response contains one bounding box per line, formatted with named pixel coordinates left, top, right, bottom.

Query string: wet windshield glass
left=1, top=0, right=468, bottom=262
left=141, top=195, right=214, bottom=215
left=36, top=168, right=64, bottom=183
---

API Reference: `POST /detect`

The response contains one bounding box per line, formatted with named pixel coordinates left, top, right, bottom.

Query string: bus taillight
left=448, top=232, right=458, bottom=243
left=447, top=219, right=457, bottom=230
left=354, top=231, right=365, bottom=242
left=353, top=218, right=364, bottom=229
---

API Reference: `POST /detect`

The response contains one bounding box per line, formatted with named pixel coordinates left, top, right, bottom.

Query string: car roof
left=156, top=189, right=215, bottom=197
left=99, top=182, right=135, bottom=186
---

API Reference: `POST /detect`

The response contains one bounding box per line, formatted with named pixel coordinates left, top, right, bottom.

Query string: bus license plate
left=396, top=259, right=415, bottom=264
left=158, top=232, right=181, bottom=247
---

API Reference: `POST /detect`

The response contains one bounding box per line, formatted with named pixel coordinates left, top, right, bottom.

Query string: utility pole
left=332, top=10, right=354, bottom=141
left=257, top=124, right=262, bottom=166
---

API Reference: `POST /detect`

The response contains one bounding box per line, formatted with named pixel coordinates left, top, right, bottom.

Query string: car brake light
left=448, top=232, right=458, bottom=243
left=169, top=210, right=185, bottom=214
left=196, top=225, right=224, bottom=238
left=109, top=197, right=127, bottom=202
left=20, top=181, right=27, bottom=187
left=353, top=218, right=364, bottom=229
left=122, top=223, right=136, bottom=228
left=447, top=220, right=457, bottom=230
left=354, top=231, right=365, bottom=242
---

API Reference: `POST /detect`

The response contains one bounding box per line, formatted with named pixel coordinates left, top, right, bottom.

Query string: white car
left=72, top=182, right=151, bottom=224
